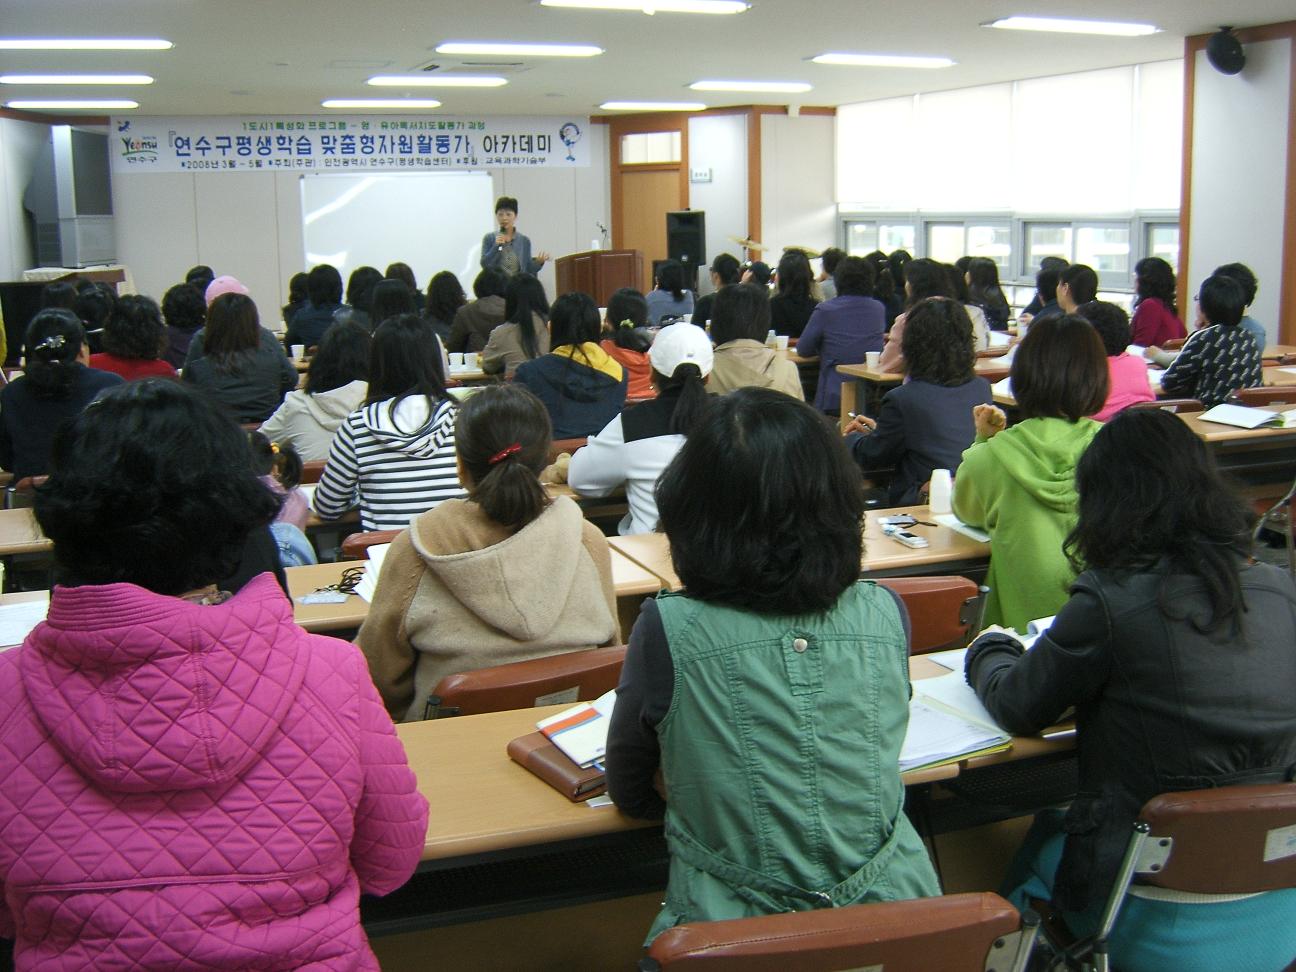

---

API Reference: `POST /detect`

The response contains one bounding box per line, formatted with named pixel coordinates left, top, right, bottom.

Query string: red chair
left=641, top=892, right=1038, bottom=972
left=1230, top=387, right=1296, bottom=408
left=338, top=529, right=401, bottom=561
left=1127, top=398, right=1204, bottom=414
left=299, top=460, right=326, bottom=484
left=547, top=437, right=587, bottom=464
left=424, top=645, right=627, bottom=718
left=4, top=475, right=48, bottom=510
left=877, top=576, right=989, bottom=654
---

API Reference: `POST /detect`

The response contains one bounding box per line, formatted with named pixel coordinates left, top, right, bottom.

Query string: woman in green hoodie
left=952, top=315, right=1108, bottom=630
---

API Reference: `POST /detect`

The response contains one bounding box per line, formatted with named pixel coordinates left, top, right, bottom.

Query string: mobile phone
left=879, top=515, right=917, bottom=528
left=883, top=526, right=929, bottom=549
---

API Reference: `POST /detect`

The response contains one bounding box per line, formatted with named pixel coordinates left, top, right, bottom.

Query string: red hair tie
left=489, top=443, right=523, bottom=465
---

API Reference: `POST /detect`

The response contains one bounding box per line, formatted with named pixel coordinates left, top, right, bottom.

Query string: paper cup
left=463, top=352, right=479, bottom=370
left=449, top=352, right=465, bottom=368
left=865, top=351, right=881, bottom=368
left=776, top=335, right=789, bottom=350
left=929, top=468, right=953, bottom=515
left=291, top=344, right=305, bottom=361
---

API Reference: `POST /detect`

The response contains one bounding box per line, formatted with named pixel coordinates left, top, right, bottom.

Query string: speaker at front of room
left=666, top=210, right=706, bottom=271
left=1206, top=27, right=1245, bottom=76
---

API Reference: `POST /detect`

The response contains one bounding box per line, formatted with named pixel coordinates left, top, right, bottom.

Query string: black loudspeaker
left=666, top=210, right=706, bottom=270
left=1206, top=27, right=1245, bottom=76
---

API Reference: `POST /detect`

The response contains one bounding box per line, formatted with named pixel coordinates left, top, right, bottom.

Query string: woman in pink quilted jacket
left=0, top=379, right=429, bottom=970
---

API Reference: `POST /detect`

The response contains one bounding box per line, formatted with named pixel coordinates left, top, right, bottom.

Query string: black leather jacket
left=967, top=561, right=1296, bottom=911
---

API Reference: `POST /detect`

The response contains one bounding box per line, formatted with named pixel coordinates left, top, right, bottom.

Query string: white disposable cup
left=291, top=344, right=305, bottom=361
left=865, top=351, right=881, bottom=368
left=463, top=352, right=479, bottom=370
left=449, top=352, right=465, bottom=367
left=929, top=468, right=953, bottom=515
left=776, top=335, right=789, bottom=350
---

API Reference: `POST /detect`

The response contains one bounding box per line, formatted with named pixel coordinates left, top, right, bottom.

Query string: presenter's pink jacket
left=0, top=574, right=428, bottom=970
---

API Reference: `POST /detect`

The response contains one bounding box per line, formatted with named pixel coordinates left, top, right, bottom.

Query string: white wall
left=761, top=114, right=836, bottom=259
left=112, top=123, right=610, bottom=326
left=1187, top=38, right=1291, bottom=341
left=0, top=116, right=52, bottom=280
left=687, top=113, right=748, bottom=293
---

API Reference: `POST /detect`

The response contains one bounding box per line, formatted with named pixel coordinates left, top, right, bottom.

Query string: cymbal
left=784, top=245, right=822, bottom=258
left=727, top=235, right=765, bottom=250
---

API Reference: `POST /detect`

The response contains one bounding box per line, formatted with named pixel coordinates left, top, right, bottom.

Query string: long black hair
left=655, top=260, right=687, bottom=302
left=455, top=384, right=551, bottom=531
left=1065, top=409, right=1252, bottom=633
left=604, top=288, right=651, bottom=352
left=505, top=273, right=550, bottom=361
left=365, top=313, right=449, bottom=420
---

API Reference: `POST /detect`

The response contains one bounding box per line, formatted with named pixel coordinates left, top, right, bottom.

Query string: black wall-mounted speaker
left=666, top=210, right=706, bottom=269
left=1206, top=27, right=1245, bottom=76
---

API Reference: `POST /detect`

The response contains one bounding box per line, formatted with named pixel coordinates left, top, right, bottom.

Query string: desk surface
left=608, top=506, right=990, bottom=593
left=1178, top=410, right=1296, bottom=444
left=993, top=367, right=1296, bottom=410
left=0, top=509, right=51, bottom=556
left=838, top=358, right=1011, bottom=386
left=286, top=548, right=664, bottom=633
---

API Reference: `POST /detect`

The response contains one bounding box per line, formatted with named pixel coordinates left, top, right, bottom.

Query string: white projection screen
left=300, top=171, right=495, bottom=290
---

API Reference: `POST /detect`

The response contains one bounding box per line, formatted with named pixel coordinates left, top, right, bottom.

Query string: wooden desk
left=1263, top=344, right=1296, bottom=361
left=838, top=359, right=1011, bottom=429
left=1262, top=365, right=1296, bottom=387
left=608, top=506, right=990, bottom=592
left=1178, top=411, right=1296, bottom=445
left=0, top=509, right=51, bottom=556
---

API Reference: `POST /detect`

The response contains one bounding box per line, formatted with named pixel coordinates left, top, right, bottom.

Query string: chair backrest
left=426, top=645, right=627, bottom=718
left=641, top=892, right=1036, bottom=972
left=877, top=576, right=989, bottom=654
left=5, top=475, right=47, bottom=510
left=547, top=437, right=587, bottom=464
left=1162, top=337, right=1186, bottom=351
left=299, top=460, right=326, bottom=484
left=1231, top=387, right=1296, bottom=408
left=1137, top=783, right=1296, bottom=894
left=1126, top=397, right=1204, bottom=414
left=338, top=528, right=401, bottom=561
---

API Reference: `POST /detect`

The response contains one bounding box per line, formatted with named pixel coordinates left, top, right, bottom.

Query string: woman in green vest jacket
left=952, top=314, right=1108, bottom=631
left=606, top=388, right=940, bottom=944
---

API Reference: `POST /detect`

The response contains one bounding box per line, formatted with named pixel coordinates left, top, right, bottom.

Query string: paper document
left=900, top=697, right=1011, bottom=772
left=354, top=543, right=391, bottom=603
left=0, top=595, right=50, bottom=650
left=298, top=483, right=316, bottom=506
left=987, top=330, right=1012, bottom=348
left=537, top=689, right=617, bottom=768
left=990, top=377, right=1014, bottom=399
left=1199, top=403, right=1296, bottom=430
left=932, top=514, right=991, bottom=543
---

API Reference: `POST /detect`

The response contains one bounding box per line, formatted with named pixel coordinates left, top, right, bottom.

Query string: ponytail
left=248, top=431, right=303, bottom=490
left=24, top=309, right=84, bottom=402
left=654, top=363, right=710, bottom=435
left=455, top=384, right=553, bottom=531
left=471, top=453, right=548, bottom=530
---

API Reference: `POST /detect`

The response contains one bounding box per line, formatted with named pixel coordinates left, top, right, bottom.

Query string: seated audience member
left=965, top=257, right=1011, bottom=331
left=864, top=249, right=902, bottom=326
left=161, top=282, right=207, bottom=368
left=880, top=258, right=987, bottom=373
left=285, top=264, right=346, bottom=350
left=185, top=263, right=215, bottom=296
left=447, top=267, right=509, bottom=353
left=0, top=310, right=122, bottom=479
left=368, top=277, right=417, bottom=330
left=599, top=288, right=656, bottom=400
left=691, top=253, right=741, bottom=330
left=607, top=388, right=939, bottom=942
left=1158, top=274, right=1261, bottom=408
left=952, top=315, right=1107, bottom=630
left=204, top=274, right=250, bottom=306
left=845, top=299, right=991, bottom=506
left=796, top=256, right=885, bottom=413
left=1213, top=262, right=1266, bottom=354
left=706, top=283, right=803, bottom=400
left=0, top=379, right=426, bottom=969
left=281, top=271, right=309, bottom=328
left=818, top=246, right=846, bottom=300
left=1075, top=300, right=1154, bottom=421
left=966, top=408, right=1296, bottom=972
left=939, top=263, right=993, bottom=348
left=337, top=266, right=382, bottom=331
left=356, top=384, right=618, bottom=722
left=481, top=273, right=550, bottom=377
left=423, top=270, right=466, bottom=346
left=39, top=281, right=78, bottom=312
left=514, top=292, right=628, bottom=439
left=741, top=260, right=772, bottom=288
left=312, top=313, right=465, bottom=530
left=260, top=320, right=370, bottom=462
left=1129, top=257, right=1185, bottom=348
left=182, top=293, right=298, bottom=424
left=72, top=280, right=114, bottom=355
left=768, top=249, right=819, bottom=337
left=248, top=430, right=314, bottom=568
left=645, top=259, right=695, bottom=326
left=1054, top=263, right=1099, bottom=319
left=1020, top=256, right=1069, bottom=321
left=384, top=260, right=419, bottom=298
left=89, top=294, right=178, bottom=381
left=569, top=323, right=713, bottom=534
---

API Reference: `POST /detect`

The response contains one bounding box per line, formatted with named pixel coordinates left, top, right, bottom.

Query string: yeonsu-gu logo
left=119, top=134, right=159, bottom=162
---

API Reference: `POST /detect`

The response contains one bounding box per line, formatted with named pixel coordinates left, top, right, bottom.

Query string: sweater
left=258, top=379, right=369, bottom=462
left=768, top=293, right=818, bottom=338
left=0, top=366, right=123, bottom=480
left=285, top=301, right=346, bottom=349
left=480, top=314, right=550, bottom=376
left=1159, top=324, right=1263, bottom=409
left=645, top=289, right=695, bottom=326
left=706, top=339, right=804, bottom=400
left=0, top=575, right=428, bottom=970
left=88, top=352, right=177, bottom=382
left=1129, top=297, right=1185, bottom=348
left=796, top=295, right=886, bottom=411
left=952, top=417, right=1100, bottom=630
left=1092, top=353, right=1154, bottom=422
left=355, top=496, right=620, bottom=722
left=312, top=395, right=466, bottom=531
left=182, top=327, right=299, bottom=424
left=479, top=230, right=544, bottom=276
left=514, top=343, right=628, bottom=439
left=447, top=296, right=506, bottom=353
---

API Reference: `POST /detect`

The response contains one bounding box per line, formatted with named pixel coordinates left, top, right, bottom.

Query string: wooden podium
left=554, top=249, right=643, bottom=305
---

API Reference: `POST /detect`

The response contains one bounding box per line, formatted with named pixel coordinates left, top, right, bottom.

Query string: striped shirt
left=312, top=396, right=466, bottom=531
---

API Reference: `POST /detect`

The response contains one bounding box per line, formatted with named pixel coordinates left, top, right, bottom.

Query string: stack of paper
left=1199, top=403, right=1296, bottom=430
left=354, top=543, right=391, bottom=603
left=0, top=595, right=49, bottom=651
left=900, top=697, right=1011, bottom=772
left=932, top=513, right=991, bottom=543
left=536, top=689, right=618, bottom=768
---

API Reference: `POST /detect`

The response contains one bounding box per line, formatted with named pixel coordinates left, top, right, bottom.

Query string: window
left=966, top=224, right=1010, bottom=271
left=1145, top=223, right=1180, bottom=274
left=1075, top=224, right=1130, bottom=283
left=926, top=224, right=964, bottom=264
left=879, top=224, right=915, bottom=253
left=619, top=131, right=681, bottom=165
left=1024, top=224, right=1072, bottom=276
left=844, top=220, right=916, bottom=257
left=845, top=222, right=878, bottom=256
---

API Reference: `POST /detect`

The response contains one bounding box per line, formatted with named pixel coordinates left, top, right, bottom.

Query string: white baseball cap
left=649, top=322, right=714, bottom=379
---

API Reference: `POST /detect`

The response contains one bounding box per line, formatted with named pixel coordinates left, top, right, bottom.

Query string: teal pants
left=1003, top=809, right=1296, bottom=972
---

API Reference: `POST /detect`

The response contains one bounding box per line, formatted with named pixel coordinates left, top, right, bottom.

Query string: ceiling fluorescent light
left=0, top=38, right=173, bottom=51
left=984, top=16, right=1159, bottom=37
left=368, top=75, right=507, bottom=87
left=540, top=0, right=748, bottom=14
left=811, top=53, right=954, bottom=69
left=435, top=42, right=603, bottom=57
left=322, top=98, right=442, bottom=109
left=0, top=74, right=154, bottom=85
left=690, top=80, right=812, bottom=93
left=600, top=100, right=707, bottom=110
left=5, top=99, right=139, bottom=109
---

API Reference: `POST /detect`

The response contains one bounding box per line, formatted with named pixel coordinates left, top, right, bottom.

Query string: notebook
left=1199, top=403, right=1296, bottom=430
left=535, top=689, right=618, bottom=769
left=354, top=543, right=391, bottom=603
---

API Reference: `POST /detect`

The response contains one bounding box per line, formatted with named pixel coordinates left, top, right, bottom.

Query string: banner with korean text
left=109, top=115, right=591, bottom=174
